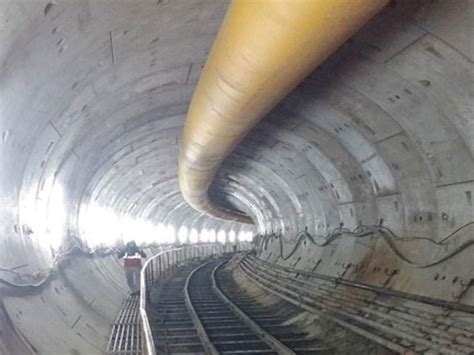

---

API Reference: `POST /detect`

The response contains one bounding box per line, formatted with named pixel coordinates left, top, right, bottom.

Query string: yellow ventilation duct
left=178, top=0, right=388, bottom=224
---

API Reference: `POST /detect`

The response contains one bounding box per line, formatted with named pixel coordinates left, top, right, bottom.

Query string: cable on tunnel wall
left=257, top=221, right=474, bottom=268
left=0, top=244, right=127, bottom=289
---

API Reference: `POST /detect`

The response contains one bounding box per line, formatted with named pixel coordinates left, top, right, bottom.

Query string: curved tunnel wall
left=0, top=0, right=473, bottom=353
left=1, top=249, right=130, bottom=354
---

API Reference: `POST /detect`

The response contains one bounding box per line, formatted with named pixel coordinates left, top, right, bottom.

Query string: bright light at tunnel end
left=78, top=203, right=254, bottom=248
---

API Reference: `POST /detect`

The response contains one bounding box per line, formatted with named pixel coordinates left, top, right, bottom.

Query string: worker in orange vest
left=117, top=241, right=147, bottom=296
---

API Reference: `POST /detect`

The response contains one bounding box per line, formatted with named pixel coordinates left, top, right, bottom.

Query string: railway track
left=149, top=264, right=207, bottom=354
left=149, top=257, right=325, bottom=354
left=240, top=255, right=474, bottom=354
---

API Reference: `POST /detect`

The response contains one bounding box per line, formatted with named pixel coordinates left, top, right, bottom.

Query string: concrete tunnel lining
left=0, top=0, right=473, bottom=354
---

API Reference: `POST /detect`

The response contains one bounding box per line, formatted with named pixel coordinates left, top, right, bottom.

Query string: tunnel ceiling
left=1, top=0, right=473, bottom=275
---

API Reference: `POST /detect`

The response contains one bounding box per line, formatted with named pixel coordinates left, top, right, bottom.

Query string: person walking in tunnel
left=117, top=241, right=147, bottom=296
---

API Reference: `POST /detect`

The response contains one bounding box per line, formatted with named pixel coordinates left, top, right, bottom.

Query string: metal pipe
left=178, top=0, right=388, bottom=223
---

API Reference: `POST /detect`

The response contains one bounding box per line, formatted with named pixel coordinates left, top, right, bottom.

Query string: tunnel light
left=200, top=228, right=216, bottom=243
left=156, top=223, right=166, bottom=242
left=80, top=204, right=166, bottom=247
left=80, top=204, right=121, bottom=247
left=217, top=230, right=226, bottom=244
left=228, top=230, right=236, bottom=243
left=238, top=230, right=254, bottom=242
left=200, top=228, right=209, bottom=243
left=80, top=206, right=206, bottom=247
left=120, top=215, right=156, bottom=245
left=157, top=223, right=176, bottom=244
left=209, top=229, right=217, bottom=243
left=201, top=228, right=217, bottom=243
left=189, top=228, right=199, bottom=244
left=178, top=226, right=188, bottom=244
left=20, top=182, right=67, bottom=251
left=164, top=224, right=176, bottom=244
left=135, top=220, right=156, bottom=244
left=238, top=230, right=248, bottom=242
left=121, top=215, right=137, bottom=242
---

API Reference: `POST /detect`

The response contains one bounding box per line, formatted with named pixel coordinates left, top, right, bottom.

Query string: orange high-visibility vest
left=123, top=253, right=143, bottom=268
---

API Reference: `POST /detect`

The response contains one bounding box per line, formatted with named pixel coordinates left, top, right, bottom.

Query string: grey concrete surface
left=0, top=0, right=473, bottom=354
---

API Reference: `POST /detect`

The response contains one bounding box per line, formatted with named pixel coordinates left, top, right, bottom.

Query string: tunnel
left=0, top=0, right=473, bottom=354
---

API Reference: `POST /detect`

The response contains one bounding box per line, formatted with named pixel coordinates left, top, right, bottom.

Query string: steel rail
left=184, top=260, right=220, bottom=355
left=240, top=258, right=474, bottom=355
left=239, top=260, right=412, bottom=354
left=211, top=259, right=296, bottom=355
left=139, top=244, right=225, bottom=355
left=251, top=255, right=474, bottom=314
left=243, top=258, right=474, bottom=354
left=140, top=249, right=178, bottom=355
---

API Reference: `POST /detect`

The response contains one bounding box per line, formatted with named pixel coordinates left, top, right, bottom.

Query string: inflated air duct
left=179, top=0, right=388, bottom=224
